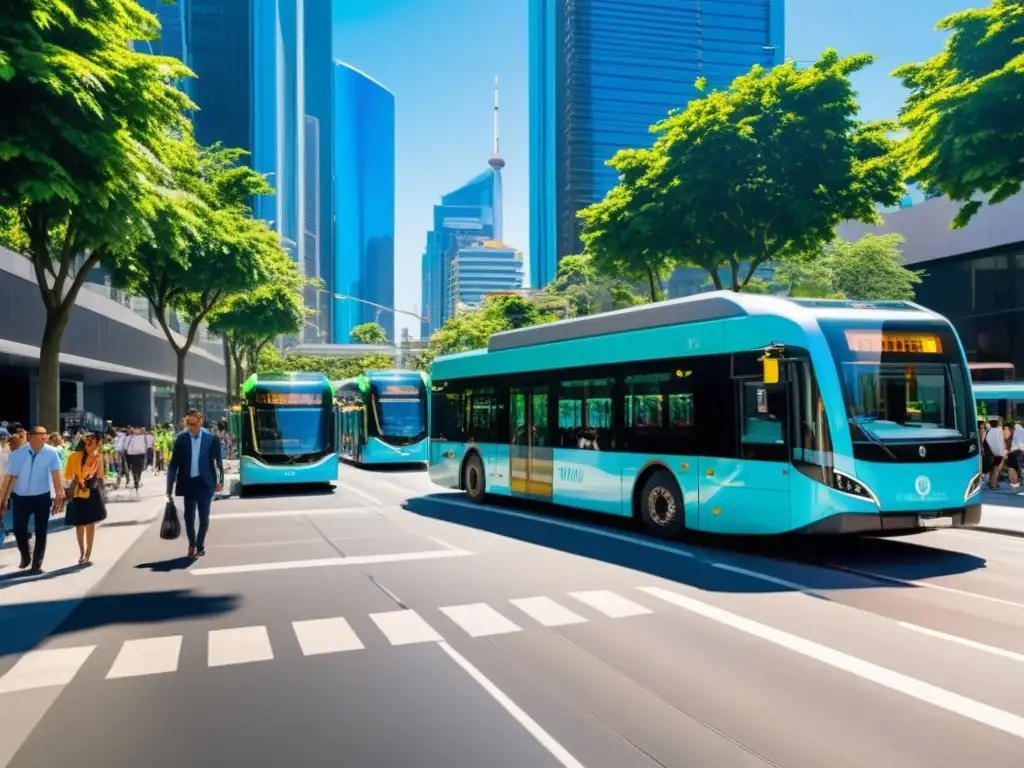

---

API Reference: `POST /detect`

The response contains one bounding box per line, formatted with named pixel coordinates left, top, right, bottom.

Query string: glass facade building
left=333, top=62, right=396, bottom=343
left=420, top=170, right=497, bottom=338
left=447, top=243, right=525, bottom=313
left=528, top=0, right=785, bottom=289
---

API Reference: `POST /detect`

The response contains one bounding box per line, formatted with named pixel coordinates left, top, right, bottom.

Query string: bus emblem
left=918, top=445, right=927, bottom=458
left=915, top=476, right=931, bottom=496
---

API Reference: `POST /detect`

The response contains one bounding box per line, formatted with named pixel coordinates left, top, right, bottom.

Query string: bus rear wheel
left=463, top=453, right=486, bottom=503
left=639, top=470, right=685, bottom=539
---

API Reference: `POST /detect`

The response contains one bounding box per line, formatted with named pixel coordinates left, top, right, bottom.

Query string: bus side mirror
left=762, top=357, right=780, bottom=384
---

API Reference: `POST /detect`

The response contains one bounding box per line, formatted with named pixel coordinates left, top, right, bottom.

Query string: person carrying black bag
left=166, top=410, right=224, bottom=559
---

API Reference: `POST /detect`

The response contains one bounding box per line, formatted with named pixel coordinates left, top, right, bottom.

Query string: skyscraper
left=528, top=0, right=786, bottom=289
left=333, top=62, right=396, bottom=343
left=420, top=79, right=506, bottom=338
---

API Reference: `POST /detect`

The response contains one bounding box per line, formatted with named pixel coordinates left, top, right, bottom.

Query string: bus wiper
left=851, top=419, right=898, bottom=461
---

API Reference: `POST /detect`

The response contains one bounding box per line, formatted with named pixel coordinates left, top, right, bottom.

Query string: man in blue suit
left=166, top=409, right=224, bottom=559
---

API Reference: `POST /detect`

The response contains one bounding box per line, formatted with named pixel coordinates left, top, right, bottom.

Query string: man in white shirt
left=124, top=426, right=148, bottom=491
left=0, top=426, right=65, bottom=573
left=112, top=428, right=128, bottom=489
left=985, top=418, right=1006, bottom=489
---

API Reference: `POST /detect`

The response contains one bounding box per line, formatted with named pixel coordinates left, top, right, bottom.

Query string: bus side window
left=431, top=381, right=466, bottom=442
left=791, top=361, right=833, bottom=467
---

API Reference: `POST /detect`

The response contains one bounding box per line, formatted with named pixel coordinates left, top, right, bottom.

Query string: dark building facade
left=528, top=0, right=785, bottom=289
left=839, top=192, right=1024, bottom=382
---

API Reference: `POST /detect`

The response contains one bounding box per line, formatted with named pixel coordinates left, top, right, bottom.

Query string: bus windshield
left=251, top=406, right=329, bottom=455
left=820, top=320, right=974, bottom=443
left=374, top=397, right=425, bottom=438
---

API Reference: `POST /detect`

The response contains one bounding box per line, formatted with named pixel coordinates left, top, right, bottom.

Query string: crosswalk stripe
left=569, top=590, right=652, bottom=618
left=0, top=646, right=96, bottom=693
left=208, top=626, right=274, bottom=667
left=370, top=609, right=443, bottom=645
left=440, top=603, right=522, bottom=637
left=106, top=636, right=182, bottom=679
left=293, top=617, right=364, bottom=656
left=510, top=596, right=587, bottom=627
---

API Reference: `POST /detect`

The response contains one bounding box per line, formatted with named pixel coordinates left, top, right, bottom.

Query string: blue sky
left=333, top=0, right=968, bottom=338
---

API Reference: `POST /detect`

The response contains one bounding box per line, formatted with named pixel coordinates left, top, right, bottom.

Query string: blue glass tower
left=528, top=0, right=786, bottom=289
left=333, top=62, right=396, bottom=343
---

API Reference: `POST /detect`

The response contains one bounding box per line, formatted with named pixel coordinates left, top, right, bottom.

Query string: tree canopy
left=895, top=0, right=1024, bottom=228
left=0, top=0, right=192, bottom=428
left=256, top=347, right=394, bottom=383
left=770, top=234, right=923, bottom=301
left=350, top=322, right=389, bottom=345
left=578, top=50, right=905, bottom=292
left=545, top=254, right=647, bottom=317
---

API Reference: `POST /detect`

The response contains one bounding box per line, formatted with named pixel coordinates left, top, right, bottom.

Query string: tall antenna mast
left=489, top=75, right=505, bottom=170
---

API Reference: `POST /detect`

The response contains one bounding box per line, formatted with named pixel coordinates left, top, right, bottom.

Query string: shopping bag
left=160, top=499, right=181, bottom=540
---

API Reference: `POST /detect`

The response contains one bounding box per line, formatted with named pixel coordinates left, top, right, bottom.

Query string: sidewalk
left=974, top=487, right=1024, bottom=537
left=0, top=478, right=169, bottom=658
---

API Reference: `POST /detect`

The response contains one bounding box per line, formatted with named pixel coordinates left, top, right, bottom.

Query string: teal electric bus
left=428, top=292, right=983, bottom=537
left=973, top=381, right=1024, bottom=423
left=231, top=372, right=339, bottom=488
left=335, top=370, right=429, bottom=465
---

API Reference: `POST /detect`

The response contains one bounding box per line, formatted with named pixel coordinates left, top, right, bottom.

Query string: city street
left=3, top=466, right=1024, bottom=766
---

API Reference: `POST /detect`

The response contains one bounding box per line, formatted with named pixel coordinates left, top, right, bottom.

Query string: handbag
left=160, top=498, right=181, bottom=540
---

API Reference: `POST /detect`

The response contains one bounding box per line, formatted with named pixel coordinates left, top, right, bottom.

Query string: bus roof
left=973, top=382, right=1024, bottom=400
left=241, top=372, right=332, bottom=396
left=333, top=369, right=427, bottom=391
left=486, top=291, right=937, bottom=353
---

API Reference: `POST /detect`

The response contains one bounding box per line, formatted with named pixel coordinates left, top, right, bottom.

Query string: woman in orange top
left=64, top=431, right=107, bottom=566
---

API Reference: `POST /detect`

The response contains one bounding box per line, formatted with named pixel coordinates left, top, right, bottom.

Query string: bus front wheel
left=639, top=470, right=685, bottom=539
left=463, top=453, right=486, bottom=503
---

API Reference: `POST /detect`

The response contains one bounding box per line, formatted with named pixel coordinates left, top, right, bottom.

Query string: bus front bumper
left=797, top=503, right=982, bottom=535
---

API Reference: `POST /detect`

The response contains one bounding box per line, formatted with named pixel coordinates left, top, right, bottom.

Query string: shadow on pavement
left=0, top=589, right=241, bottom=657
left=403, top=493, right=987, bottom=594
left=135, top=556, right=196, bottom=572
left=343, top=461, right=427, bottom=474
left=0, top=564, right=82, bottom=585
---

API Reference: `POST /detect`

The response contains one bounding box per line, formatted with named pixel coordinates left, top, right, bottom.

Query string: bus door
left=699, top=367, right=791, bottom=533
left=510, top=386, right=553, bottom=497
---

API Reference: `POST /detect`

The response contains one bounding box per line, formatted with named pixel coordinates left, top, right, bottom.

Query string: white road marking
left=207, top=626, right=274, bottom=667
left=427, top=535, right=473, bottom=555
left=190, top=547, right=471, bottom=576
left=640, top=586, right=1024, bottom=740
left=510, top=596, right=587, bottom=627
left=432, top=497, right=696, bottom=558
left=899, top=622, right=1024, bottom=664
left=825, top=564, right=1024, bottom=609
left=106, top=636, right=182, bottom=679
left=212, top=507, right=373, bottom=520
left=440, top=603, right=523, bottom=637
left=569, top=590, right=652, bottom=618
left=370, top=609, right=443, bottom=645
left=293, top=617, right=365, bottom=656
left=438, top=642, right=587, bottom=768
left=0, top=646, right=95, bottom=693
left=334, top=481, right=382, bottom=506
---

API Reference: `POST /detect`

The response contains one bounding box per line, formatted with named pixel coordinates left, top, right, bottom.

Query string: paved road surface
left=3, top=465, right=1024, bottom=766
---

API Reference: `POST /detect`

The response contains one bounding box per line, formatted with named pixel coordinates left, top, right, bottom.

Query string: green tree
left=578, top=150, right=676, bottom=301
left=545, top=254, right=647, bottom=317
left=349, top=322, right=389, bottom=345
left=0, top=0, right=191, bottom=428
left=111, top=135, right=281, bottom=418
left=426, top=294, right=557, bottom=358
left=207, top=251, right=306, bottom=396
left=895, top=0, right=1024, bottom=228
left=255, top=347, right=394, bottom=382
left=581, top=50, right=904, bottom=293
left=772, top=234, right=923, bottom=301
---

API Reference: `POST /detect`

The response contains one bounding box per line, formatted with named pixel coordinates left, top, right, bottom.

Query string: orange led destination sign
left=381, top=385, right=419, bottom=397
left=254, top=392, right=321, bottom=406
left=844, top=331, right=943, bottom=355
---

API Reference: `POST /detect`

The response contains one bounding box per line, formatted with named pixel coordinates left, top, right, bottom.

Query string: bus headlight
left=829, top=470, right=879, bottom=506
left=965, top=473, right=982, bottom=501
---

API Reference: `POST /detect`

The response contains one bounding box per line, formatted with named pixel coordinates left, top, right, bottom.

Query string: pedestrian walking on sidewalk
left=0, top=426, right=65, bottom=574
left=166, top=410, right=224, bottom=559
left=64, top=431, right=107, bottom=566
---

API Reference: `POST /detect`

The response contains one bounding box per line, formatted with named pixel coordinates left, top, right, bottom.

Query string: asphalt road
left=3, top=464, right=1024, bottom=766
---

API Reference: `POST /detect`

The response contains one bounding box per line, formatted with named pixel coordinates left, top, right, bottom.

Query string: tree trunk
left=222, top=336, right=232, bottom=405
left=37, top=308, right=71, bottom=430
left=229, top=343, right=245, bottom=395
left=175, top=350, right=189, bottom=423
left=644, top=266, right=660, bottom=302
